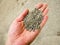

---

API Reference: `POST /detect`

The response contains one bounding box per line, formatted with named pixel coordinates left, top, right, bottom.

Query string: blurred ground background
left=0, top=0, right=60, bottom=45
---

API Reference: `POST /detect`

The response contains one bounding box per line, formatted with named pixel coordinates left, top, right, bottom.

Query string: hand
left=6, top=3, right=48, bottom=45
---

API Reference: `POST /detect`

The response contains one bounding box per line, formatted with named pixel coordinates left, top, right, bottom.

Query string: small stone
left=23, top=8, right=43, bottom=31
left=57, top=32, right=60, bottom=36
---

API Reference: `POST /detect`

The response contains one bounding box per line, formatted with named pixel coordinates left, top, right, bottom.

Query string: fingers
left=39, top=4, right=48, bottom=29
left=36, top=3, right=48, bottom=16
left=16, top=9, right=29, bottom=22
left=40, top=15, right=48, bottom=29
left=36, top=3, right=48, bottom=12
left=35, top=3, right=48, bottom=28
left=35, top=3, right=43, bottom=9
left=40, top=3, right=48, bottom=12
left=43, top=7, right=49, bottom=16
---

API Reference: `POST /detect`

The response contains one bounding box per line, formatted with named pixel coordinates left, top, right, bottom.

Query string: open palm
left=6, top=3, right=48, bottom=45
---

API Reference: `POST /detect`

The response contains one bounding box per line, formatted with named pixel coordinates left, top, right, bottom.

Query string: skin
left=6, top=3, right=48, bottom=45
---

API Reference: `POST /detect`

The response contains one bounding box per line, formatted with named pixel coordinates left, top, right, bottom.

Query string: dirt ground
left=0, top=0, right=60, bottom=45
